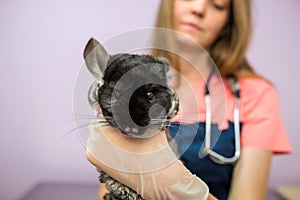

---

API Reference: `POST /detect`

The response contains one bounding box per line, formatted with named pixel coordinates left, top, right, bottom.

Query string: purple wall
left=248, top=0, right=300, bottom=194
left=0, top=0, right=299, bottom=199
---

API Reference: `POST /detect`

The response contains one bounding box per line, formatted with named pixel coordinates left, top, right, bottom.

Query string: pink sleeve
left=239, top=79, right=292, bottom=154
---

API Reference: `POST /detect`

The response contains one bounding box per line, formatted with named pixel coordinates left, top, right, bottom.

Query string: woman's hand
left=86, top=122, right=210, bottom=200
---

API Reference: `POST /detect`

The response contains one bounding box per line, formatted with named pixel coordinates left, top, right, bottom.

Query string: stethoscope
left=202, top=69, right=241, bottom=165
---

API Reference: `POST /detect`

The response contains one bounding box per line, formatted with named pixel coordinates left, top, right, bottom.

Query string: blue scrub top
left=169, top=121, right=242, bottom=200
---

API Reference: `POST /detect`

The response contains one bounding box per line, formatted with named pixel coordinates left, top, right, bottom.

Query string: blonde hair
left=152, top=0, right=258, bottom=78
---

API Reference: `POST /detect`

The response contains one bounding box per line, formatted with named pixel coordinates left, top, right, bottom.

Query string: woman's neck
left=177, top=53, right=211, bottom=83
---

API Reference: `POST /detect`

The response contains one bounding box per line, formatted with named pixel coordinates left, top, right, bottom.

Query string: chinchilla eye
left=146, top=92, right=154, bottom=101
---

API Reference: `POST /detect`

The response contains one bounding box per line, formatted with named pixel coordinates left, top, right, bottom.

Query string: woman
left=86, top=0, right=291, bottom=199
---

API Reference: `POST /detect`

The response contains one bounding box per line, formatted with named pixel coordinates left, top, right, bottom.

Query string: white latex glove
left=86, top=118, right=209, bottom=200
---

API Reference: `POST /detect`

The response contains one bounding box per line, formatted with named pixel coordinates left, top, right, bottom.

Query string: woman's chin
left=175, top=32, right=206, bottom=51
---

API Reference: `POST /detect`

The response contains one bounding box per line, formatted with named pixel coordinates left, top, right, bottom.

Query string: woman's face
left=173, top=0, right=231, bottom=49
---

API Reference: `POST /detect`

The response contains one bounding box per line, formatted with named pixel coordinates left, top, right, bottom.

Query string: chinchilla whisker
left=149, top=118, right=169, bottom=121
left=149, top=121, right=169, bottom=126
left=176, top=112, right=205, bottom=114
left=88, top=123, right=111, bottom=129
left=64, top=118, right=97, bottom=123
left=100, top=123, right=111, bottom=127
left=74, top=113, right=95, bottom=116
left=65, top=119, right=109, bottom=134
left=169, top=118, right=204, bottom=122
left=72, top=115, right=97, bottom=119
left=54, top=114, right=97, bottom=125
left=58, top=113, right=107, bottom=124
left=56, top=113, right=96, bottom=118
left=149, top=116, right=167, bottom=119
left=150, top=120, right=168, bottom=123
left=64, top=123, right=91, bottom=136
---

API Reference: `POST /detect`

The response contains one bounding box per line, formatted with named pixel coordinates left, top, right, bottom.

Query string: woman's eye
left=210, top=0, right=227, bottom=10
left=213, top=4, right=225, bottom=10
left=146, top=92, right=154, bottom=101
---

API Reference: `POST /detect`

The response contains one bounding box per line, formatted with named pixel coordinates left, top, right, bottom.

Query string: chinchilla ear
left=156, top=57, right=170, bottom=69
left=156, top=57, right=174, bottom=85
left=84, top=38, right=109, bottom=82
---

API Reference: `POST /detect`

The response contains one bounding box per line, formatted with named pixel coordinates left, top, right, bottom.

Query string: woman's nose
left=190, top=0, right=207, bottom=17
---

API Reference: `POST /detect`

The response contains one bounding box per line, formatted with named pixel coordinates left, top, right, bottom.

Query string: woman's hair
left=152, top=0, right=257, bottom=78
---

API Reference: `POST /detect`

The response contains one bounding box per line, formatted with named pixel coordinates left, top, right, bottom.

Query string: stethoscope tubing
left=203, top=71, right=241, bottom=165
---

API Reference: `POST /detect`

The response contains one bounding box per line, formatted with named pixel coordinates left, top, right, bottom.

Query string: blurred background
left=0, top=0, right=299, bottom=199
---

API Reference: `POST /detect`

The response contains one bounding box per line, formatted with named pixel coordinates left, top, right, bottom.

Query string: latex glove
left=86, top=119, right=209, bottom=200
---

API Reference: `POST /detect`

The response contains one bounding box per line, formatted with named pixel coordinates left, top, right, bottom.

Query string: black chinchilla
left=84, top=38, right=179, bottom=200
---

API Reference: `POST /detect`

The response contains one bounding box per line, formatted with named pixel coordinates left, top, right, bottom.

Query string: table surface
left=19, top=182, right=99, bottom=200
left=18, top=181, right=292, bottom=200
left=276, top=185, right=300, bottom=200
